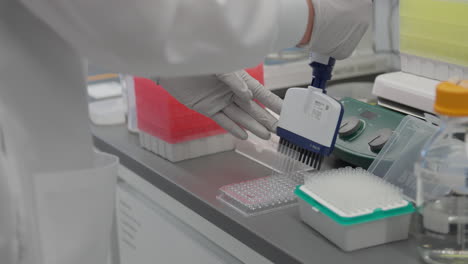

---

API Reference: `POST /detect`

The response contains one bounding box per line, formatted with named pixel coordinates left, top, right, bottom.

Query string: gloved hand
left=301, top=0, right=373, bottom=60
left=158, top=70, right=282, bottom=140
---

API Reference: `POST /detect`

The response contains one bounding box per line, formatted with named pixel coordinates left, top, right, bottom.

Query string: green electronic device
left=334, top=97, right=405, bottom=168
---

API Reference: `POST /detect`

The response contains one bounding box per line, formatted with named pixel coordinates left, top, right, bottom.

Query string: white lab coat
left=0, top=1, right=309, bottom=264
left=20, top=0, right=309, bottom=77
left=0, top=0, right=374, bottom=262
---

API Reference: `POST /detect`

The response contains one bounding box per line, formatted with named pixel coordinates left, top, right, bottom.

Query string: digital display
left=360, top=110, right=378, bottom=120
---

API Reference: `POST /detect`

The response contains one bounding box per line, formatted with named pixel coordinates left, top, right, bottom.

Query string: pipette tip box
left=134, top=76, right=234, bottom=162
left=134, top=66, right=264, bottom=162
left=295, top=167, right=414, bottom=251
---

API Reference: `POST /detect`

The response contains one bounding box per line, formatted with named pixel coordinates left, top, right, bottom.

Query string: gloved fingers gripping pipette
left=158, top=70, right=283, bottom=140
left=274, top=0, right=372, bottom=170
left=277, top=54, right=344, bottom=170
left=272, top=1, right=371, bottom=171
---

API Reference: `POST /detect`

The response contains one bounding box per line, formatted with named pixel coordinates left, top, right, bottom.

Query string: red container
left=245, top=64, right=264, bottom=85
left=135, top=65, right=264, bottom=144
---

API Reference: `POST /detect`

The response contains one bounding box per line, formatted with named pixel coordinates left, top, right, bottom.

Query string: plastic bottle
left=415, top=81, right=468, bottom=264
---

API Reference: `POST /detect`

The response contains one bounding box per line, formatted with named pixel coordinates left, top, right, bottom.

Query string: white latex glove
left=304, top=0, right=373, bottom=60
left=158, top=71, right=282, bottom=140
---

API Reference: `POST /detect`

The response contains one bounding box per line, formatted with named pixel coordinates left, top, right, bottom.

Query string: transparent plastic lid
left=368, top=115, right=438, bottom=202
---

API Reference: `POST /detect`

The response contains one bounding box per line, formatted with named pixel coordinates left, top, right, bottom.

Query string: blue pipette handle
left=309, top=56, right=336, bottom=92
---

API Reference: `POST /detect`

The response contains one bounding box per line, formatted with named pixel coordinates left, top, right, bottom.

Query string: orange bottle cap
left=434, top=81, right=468, bottom=116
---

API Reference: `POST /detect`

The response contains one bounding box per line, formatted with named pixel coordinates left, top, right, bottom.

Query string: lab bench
left=92, top=124, right=422, bottom=264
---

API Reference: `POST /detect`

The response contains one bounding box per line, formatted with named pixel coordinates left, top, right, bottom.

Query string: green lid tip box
left=295, top=167, right=415, bottom=251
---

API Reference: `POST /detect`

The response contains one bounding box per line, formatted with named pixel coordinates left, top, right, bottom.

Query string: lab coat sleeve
left=19, top=0, right=308, bottom=77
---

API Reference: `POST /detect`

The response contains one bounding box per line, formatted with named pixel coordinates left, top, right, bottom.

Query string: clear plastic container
left=415, top=117, right=468, bottom=263
left=367, top=115, right=438, bottom=201
left=414, top=81, right=468, bottom=264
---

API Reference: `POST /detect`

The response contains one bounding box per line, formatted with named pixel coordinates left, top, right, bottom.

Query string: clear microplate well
left=218, top=132, right=312, bottom=216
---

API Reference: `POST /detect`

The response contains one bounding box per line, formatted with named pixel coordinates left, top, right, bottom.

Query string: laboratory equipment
left=102, top=120, right=423, bottom=264
left=135, top=77, right=234, bottom=162
left=219, top=131, right=310, bottom=216
left=414, top=81, right=468, bottom=264
left=135, top=66, right=264, bottom=162
left=295, top=167, right=415, bottom=251
left=334, top=97, right=404, bottom=168
left=235, top=130, right=310, bottom=173
left=277, top=54, right=343, bottom=170
left=218, top=171, right=306, bottom=217
left=373, top=0, right=468, bottom=115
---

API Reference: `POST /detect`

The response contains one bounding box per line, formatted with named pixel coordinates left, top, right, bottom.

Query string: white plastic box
left=296, top=185, right=413, bottom=251
left=139, top=132, right=235, bottom=163
left=296, top=116, right=439, bottom=251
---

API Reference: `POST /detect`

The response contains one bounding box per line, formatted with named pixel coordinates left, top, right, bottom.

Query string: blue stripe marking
left=310, top=58, right=336, bottom=90
left=277, top=127, right=332, bottom=156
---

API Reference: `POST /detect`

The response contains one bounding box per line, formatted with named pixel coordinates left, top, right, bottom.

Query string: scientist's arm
left=19, top=0, right=371, bottom=77
left=20, top=0, right=371, bottom=140
left=19, top=0, right=310, bottom=77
